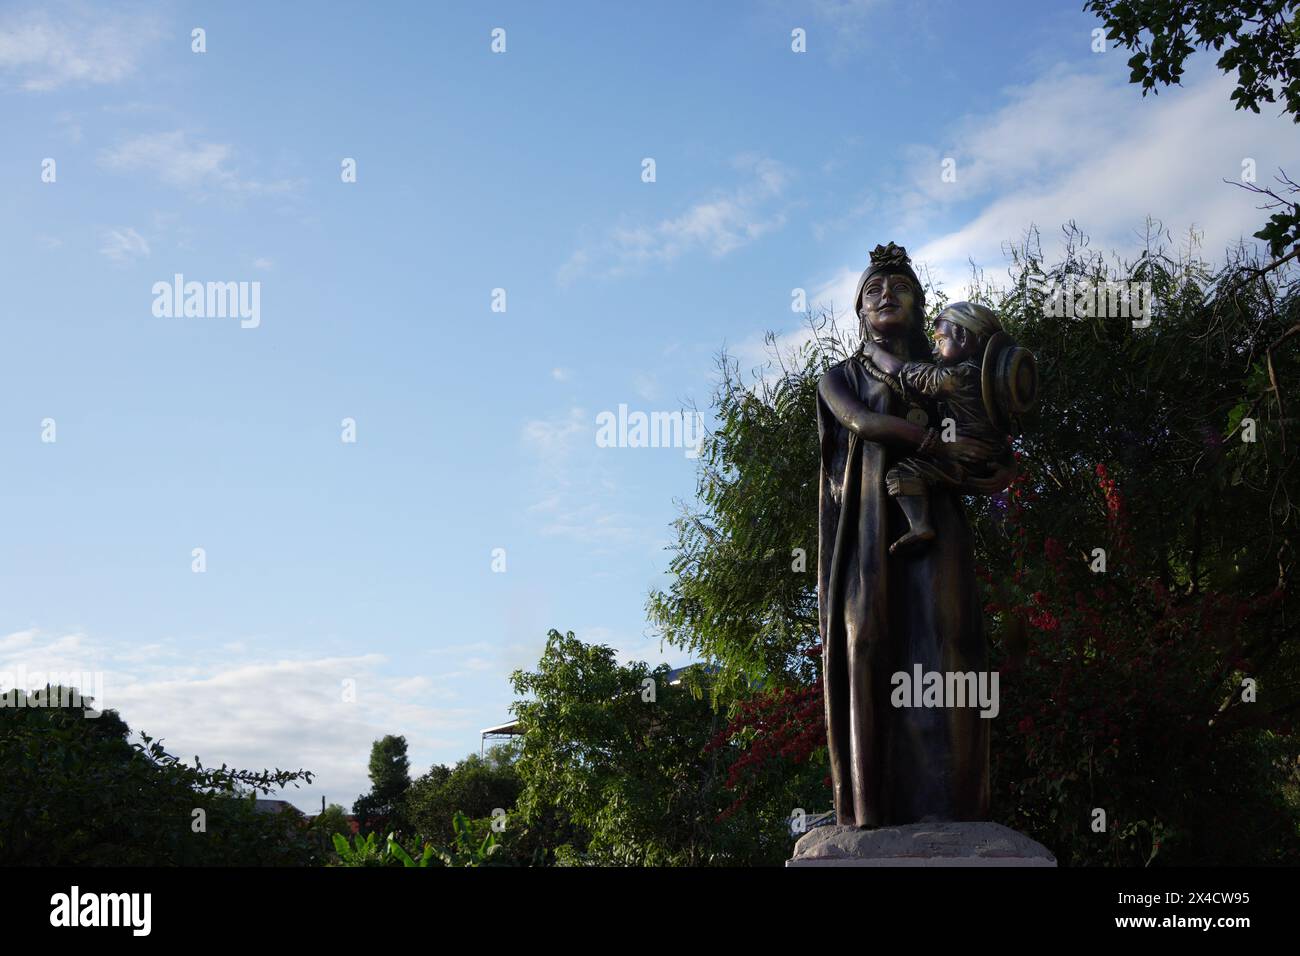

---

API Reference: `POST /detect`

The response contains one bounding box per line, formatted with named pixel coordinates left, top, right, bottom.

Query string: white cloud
left=99, top=226, right=149, bottom=263
left=0, top=629, right=473, bottom=813
left=559, top=156, right=791, bottom=282
left=253, top=257, right=274, bottom=271
left=0, top=628, right=38, bottom=651
left=920, top=67, right=1300, bottom=295
left=0, top=6, right=160, bottom=91
left=99, top=131, right=301, bottom=195
left=550, top=367, right=571, bottom=382
left=807, top=64, right=1300, bottom=310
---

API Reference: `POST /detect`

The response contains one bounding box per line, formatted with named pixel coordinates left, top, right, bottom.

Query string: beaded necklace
left=854, top=343, right=932, bottom=429
left=853, top=344, right=905, bottom=399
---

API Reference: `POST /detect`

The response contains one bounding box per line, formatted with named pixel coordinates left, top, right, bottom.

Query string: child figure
left=862, top=301, right=1010, bottom=554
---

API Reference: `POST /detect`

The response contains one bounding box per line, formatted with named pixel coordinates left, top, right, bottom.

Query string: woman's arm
left=861, top=338, right=906, bottom=376
left=818, top=365, right=926, bottom=450
left=819, top=364, right=997, bottom=466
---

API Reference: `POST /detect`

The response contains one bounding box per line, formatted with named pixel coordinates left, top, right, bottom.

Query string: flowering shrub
left=706, top=680, right=825, bottom=824
left=981, top=456, right=1296, bottom=865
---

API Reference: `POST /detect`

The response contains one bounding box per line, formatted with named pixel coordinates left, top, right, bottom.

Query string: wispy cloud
left=521, top=407, right=640, bottom=547
left=521, top=406, right=589, bottom=472
left=0, top=629, right=472, bottom=812
left=0, top=5, right=160, bottom=92
left=907, top=66, right=1300, bottom=293
left=99, top=130, right=302, bottom=195
left=99, top=226, right=150, bottom=263
left=757, top=0, right=894, bottom=64
left=806, top=64, right=1300, bottom=311
left=559, top=156, right=791, bottom=283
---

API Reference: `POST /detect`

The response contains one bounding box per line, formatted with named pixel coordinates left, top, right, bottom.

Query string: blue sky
left=2, top=0, right=1297, bottom=812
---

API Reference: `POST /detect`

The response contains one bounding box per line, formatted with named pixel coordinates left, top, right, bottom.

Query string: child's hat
left=981, top=328, right=1038, bottom=436
left=939, top=301, right=1002, bottom=340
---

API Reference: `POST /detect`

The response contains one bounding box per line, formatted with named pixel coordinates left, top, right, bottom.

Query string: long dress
left=816, top=354, right=990, bottom=827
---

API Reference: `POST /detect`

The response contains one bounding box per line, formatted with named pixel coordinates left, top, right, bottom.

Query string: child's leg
left=886, top=461, right=936, bottom=554
left=891, top=491, right=935, bottom=553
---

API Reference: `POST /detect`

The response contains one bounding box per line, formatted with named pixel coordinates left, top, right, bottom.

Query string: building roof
left=253, top=799, right=304, bottom=816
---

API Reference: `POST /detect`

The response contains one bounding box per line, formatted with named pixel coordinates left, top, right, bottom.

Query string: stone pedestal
left=786, top=821, right=1057, bottom=867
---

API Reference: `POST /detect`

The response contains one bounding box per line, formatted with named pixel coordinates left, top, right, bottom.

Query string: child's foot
left=889, top=529, right=935, bottom=554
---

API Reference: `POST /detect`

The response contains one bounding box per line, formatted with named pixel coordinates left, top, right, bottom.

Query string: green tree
left=508, top=630, right=806, bottom=865
left=310, top=802, right=350, bottom=859
left=369, top=734, right=411, bottom=801
left=0, top=685, right=316, bottom=865
left=404, top=747, right=520, bottom=845
left=353, top=734, right=412, bottom=834
left=646, top=333, right=827, bottom=702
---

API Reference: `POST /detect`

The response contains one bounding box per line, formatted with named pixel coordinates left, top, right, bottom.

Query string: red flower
left=1029, top=609, right=1060, bottom=631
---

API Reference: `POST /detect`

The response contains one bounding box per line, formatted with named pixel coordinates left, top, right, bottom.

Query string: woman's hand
left=961, top=462, right=1016, bottom=494
left=818, top=364, right=926, bottom=449
left=937, top=436, right=1002, bottom=467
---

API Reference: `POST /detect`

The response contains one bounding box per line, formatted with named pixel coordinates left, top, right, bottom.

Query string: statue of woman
left=816, top=243, right=1012, bottom=827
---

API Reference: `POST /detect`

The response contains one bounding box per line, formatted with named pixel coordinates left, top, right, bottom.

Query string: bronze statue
left=816, top=242, right=1033, bottom=827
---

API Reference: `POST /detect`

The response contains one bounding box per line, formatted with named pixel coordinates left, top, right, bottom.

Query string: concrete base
left=787, top=821, right=1057, bottom=867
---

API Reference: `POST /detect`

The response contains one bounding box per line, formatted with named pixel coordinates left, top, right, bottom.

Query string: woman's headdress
left=861, top=242, right=923, bottom=290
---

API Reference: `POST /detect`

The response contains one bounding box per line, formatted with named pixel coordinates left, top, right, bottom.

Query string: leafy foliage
left=508, top=630, right=808, bottom=865
left=0, top=686, right=316, bottom=865
left=352, top=734, right=412, bottom=835
left=403, top=747, right=520, bottom=845
left=983, top=228, right=1300, bottom=863
left=331, top=831, right=387, bottom=866
left=1086, top=0, right=1300, bottom=117
left=428, top=812, right=502, bottom=866
left=329, top=813, right=501, bottom=867
left=646, top=335, right=828, bottom=704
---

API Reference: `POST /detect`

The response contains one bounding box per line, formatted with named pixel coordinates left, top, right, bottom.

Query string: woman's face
left=859, top=272, right=917, bottom=338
